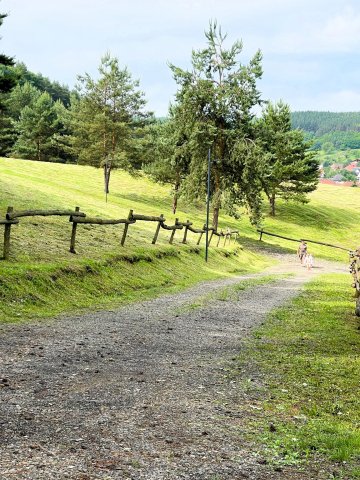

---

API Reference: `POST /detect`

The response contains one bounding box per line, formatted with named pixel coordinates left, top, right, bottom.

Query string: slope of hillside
left=0, top=158, right=271, bottom=323
left=255, top=185, right=359, bottom=262
left=0, top=157, right=357, bottom=322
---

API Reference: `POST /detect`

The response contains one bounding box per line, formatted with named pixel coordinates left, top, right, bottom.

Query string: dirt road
left=0, top=255, right=346, bottom=479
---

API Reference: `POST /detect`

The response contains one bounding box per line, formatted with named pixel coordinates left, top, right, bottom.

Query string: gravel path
left=0, top=255, right=346, bottom=479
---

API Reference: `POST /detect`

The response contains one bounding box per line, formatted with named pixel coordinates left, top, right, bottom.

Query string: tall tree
left=257, top=101, right=319, bottom=216
left=0, top=12, right=16, bottom=98
left=11, top=91, right=58, bottom=161
left=169, top=22, right=263, bottom=228
left=0, top=11, right=18, bottom=155
left=68, top=53, right=152, bottom=194
left=144, top=107, right=191, bottom=214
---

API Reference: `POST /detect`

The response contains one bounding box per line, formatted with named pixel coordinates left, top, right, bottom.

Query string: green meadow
left=0, top=156, right=358, bottom=324
left=0, top=157, right=272, bottom=323
left=237, top=274, right=360, bottom=478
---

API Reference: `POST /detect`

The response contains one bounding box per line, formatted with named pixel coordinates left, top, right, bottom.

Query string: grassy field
left=236, top=274, right=360, bottom=478
left=1, top=159, right=360, bottom=475
left=0, top=157, right=274, bottom=323
left=0, top=156, right=358, bottom=322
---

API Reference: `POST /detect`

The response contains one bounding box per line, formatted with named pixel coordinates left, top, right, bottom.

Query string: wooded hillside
left=291, top=111, right=360, bottom=151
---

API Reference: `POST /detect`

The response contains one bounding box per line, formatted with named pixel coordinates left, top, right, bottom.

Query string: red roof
left=320, top=179, right=359, bottom=187
left=345, top=161, right=359, bottom=171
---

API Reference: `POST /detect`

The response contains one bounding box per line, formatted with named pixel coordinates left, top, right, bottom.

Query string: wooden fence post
left=207, top=229, right=214, bottom=246
left=3, top=206, right=13, bottom=260
left=182, top=220, right=190, bottom=244
left=121, top=209, right=133, bottom=246
left=69, top=206, right=80, bottom=253
left=169, top=218, right=179, bottom=244
left=152, top=214, right=164, bottom=245
left=259, top=229, right=263, bottom=241
left=224, top=228, right=230, bottom=247
left=197, top=224, right=206, bottom=245
left=217, top=230, right=222, bottom=247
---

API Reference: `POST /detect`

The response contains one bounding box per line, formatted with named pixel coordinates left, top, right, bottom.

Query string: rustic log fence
left=257, top=229, right=349, bottom=252
left=1, top=205, right=239, bottom=260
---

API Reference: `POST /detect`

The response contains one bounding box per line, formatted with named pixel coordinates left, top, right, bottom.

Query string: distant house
left=330, top=163, right=343, bottom=171
left=344, top=161, right=360, bottom=172
left=320, top=178, right=358, bottom=187
left=331, top=174, right=344, bottom=182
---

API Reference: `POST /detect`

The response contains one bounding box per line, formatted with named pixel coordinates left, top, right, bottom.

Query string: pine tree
left=257, top=101, right=319, bottom=216
left=0, top=11, right=18, bottom=155
left=0, top=13, right=16, bottom=99
left=169, top=22, right=263, bottom=228
left=68, top=53, right=152, bottom=194
left=12, top=91, right=58, bottom=161
left=144, top=107, right=191, bottom=214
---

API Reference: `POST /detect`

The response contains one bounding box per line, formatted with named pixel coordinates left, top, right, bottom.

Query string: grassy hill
left=0, top=157, right=358, bottom=322
left=0, top=158, right=272, bottom=323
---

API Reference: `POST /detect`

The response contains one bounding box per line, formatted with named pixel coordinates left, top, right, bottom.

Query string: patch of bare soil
left=0, top=255, right=346, bottom=479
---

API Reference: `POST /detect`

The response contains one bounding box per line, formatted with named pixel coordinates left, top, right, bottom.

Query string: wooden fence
left=1, top=206, right=239, bottom=260
left=257, top=229, right=349, bottom=252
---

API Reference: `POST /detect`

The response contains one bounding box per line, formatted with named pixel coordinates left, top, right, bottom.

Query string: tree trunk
left=104, top=163, right=111, bottom=194
left=212, top=204, right=220, bottom=230
left=212, top=170, right=221, bottom=230
left=269, top=192, right=276, bottom=216
left=37, top=139, right=41, bottom=162
left=172, top=180, right=180, bottom=214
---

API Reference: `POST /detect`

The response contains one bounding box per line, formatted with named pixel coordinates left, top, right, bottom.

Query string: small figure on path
left=305, top=252, right=314, bottom=271
left=297, top=240, right=307, bottom=264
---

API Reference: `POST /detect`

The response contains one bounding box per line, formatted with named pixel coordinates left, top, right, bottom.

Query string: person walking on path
left=297, top=240, right=307, bottom=264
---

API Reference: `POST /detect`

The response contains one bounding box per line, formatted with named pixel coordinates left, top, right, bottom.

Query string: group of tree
left=145, top=23, right=318, bottom=225
left=291, top=111, right=360, bottom=151
left=0, top=14, right=318, bottom=225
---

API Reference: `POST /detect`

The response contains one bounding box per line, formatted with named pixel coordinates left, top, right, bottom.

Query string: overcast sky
left=1, top=0, right=360, bottom=116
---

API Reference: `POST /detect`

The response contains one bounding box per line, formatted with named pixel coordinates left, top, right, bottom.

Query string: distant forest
left=291, top=111, right=360, bottom=150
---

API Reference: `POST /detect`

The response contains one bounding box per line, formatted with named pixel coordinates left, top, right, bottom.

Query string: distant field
left=315, top=148, right=360, bottom=165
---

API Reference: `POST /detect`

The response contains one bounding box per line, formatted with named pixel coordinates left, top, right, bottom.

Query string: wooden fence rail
left=257, top=229, right=349, bottom=252
left=1, top=205, right=239, bottom=260
left=6, top=209, right=86, bottom=220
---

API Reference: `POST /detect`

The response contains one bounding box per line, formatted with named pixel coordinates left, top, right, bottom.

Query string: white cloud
left=321, top=6, right=360, bottom=51
left=264, top=5, right=360, bottom=54
left=2, top=0, right=360, bottom=114
left=290, top=89, right=360, bottom=112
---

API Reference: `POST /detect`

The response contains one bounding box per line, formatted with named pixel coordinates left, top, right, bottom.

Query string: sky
left=1, top=0, right=360, bottom=116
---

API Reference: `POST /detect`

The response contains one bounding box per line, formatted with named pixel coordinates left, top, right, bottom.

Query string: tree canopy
left=67, top=53, right=153, bottom=194
left=257, top=101, right=319, bottom=216
left=168, top=21, right=264, bottom=228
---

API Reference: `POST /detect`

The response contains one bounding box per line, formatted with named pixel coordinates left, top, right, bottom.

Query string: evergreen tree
left=13, top=62, right=71, bottom=106
left=169, top=22, right=263, bottom=228
left=0, top=12, right=16, bottom=98
left=68, top=53, right=152, bottom=194
left=11, top=91, right=58, bottom=161
left=144, top=108, right=191, bottom=214
left=0, top=11, right=18, bottom=155
left=258, top=101, right=319, bottom=216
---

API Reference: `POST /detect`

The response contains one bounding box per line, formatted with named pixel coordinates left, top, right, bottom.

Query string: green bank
left=237, top=274, right=360, bottom=478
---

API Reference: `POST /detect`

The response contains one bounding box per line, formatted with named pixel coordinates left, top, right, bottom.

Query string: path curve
left=0, top=255, right=347, bottom=479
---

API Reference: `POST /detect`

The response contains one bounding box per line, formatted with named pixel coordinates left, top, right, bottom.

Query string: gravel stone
left=0, top=255, right=346, bottom=479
